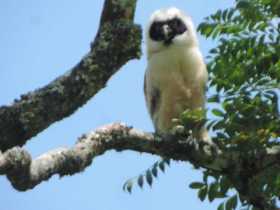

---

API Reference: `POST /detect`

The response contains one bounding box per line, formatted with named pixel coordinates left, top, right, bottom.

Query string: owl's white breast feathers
left=145, top=45, right=207, bottom=133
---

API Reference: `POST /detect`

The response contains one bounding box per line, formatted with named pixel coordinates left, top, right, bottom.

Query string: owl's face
left=146, top=7, right=198, bottom=56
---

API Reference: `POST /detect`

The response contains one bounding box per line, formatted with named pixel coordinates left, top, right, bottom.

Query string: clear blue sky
left=0, top=1, right=234, bottom=210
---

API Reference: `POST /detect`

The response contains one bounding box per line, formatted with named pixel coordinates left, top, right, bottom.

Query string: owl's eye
left=149, top=22, right=165, bottom=41
left=154, top=24, right=162, bottom=34
left=169, top=18, right=187, bottom=35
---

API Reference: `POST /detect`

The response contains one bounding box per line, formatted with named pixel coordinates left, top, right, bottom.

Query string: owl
left=144, top=7, right=209, bottom=141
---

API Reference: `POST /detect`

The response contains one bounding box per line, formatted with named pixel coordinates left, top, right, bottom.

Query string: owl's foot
left=170, top=125, right=185, bottom=136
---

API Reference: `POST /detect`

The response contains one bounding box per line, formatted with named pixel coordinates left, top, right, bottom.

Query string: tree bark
left=0, top=0, right=141, bottom=152
left=1, top=122, right=279, bottom=192
left=0, top=123, right=216, bottom=191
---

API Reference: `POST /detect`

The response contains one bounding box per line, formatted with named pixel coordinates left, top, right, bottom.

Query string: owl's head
left=146, top=7, right=198, bottom=57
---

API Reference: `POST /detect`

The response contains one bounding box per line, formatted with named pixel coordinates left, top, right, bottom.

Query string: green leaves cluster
left=123, top=159, right=170, bottom=193
left=198, top=0, right=280, bottom=91
left=179, top=108, right=207, bottom=135
left=190, top=172, right=232, bottom=201
left=199, top=0, right=280, bottom=150
left=209, top=92, right=280, bottom=149
left=123, top=1, right=280, bottom=209
left=190, top=172, right=239, bottom=210
left=196, top=0, right=280, bottom=209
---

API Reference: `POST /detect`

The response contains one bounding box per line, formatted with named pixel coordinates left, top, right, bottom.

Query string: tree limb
left=0, top=0, right=142, bottom=152
left=0, top=123, right=219, bottom=191
left=1, top=121, right=280, bottom=205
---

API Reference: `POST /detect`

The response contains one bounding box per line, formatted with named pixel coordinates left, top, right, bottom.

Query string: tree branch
left=0, top=123, right=220, bottom=191
left=0, top=0, right=141, bottom=152
left=1, top=122, right=280, bottom=202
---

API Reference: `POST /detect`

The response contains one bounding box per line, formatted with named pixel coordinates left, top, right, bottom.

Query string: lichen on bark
left=0, top=0, right=142, bottom=152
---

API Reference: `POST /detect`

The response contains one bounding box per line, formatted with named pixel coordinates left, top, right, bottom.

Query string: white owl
left=144, top=7, right=209, bottom=141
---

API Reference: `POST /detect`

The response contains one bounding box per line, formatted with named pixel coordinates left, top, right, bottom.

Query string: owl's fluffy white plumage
left=144, top=7, right=209, bottom=140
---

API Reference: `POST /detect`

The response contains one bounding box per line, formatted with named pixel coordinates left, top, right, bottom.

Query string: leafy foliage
left=196, top=0, right=280, bottom=209
left=190, top=171, right=234, bottom=203
left=124, top=1, right=280, bottom=209
left=123, top=159, right=170, bottom=193
left=180, top=108, right=207, bottom=131
left=123, top=108, right=207, bottom=193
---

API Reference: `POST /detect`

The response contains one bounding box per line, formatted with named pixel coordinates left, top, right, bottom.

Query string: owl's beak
left=162, top=24, right=174, bottom=45
left=163, top=24, right=172, bottom=38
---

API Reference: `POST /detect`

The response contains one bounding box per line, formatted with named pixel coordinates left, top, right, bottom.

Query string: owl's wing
left=144, top=71, right=161, bottom=120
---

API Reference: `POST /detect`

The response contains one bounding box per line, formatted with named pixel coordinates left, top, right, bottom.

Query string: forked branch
left=0, top=0, right=142, bottom=152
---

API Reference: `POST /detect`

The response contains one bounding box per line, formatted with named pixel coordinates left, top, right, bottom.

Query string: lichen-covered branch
left=0, top=0, right=142, bottom=152
left=1, top=122, right=279, bottom=192
left=0, top=123, right=218, bottom=191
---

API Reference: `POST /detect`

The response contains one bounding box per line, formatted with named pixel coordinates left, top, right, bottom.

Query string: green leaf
left=146, top=170, right=153, bottom=187
left=137, top=175, right=144, bottom=188
left=208, top=182, right=219, bottom=202
left=163, top=159, right=171, bottom=166
left=123, top=180, right=133, bottom=193
left=225, top=195, right=238, bottom=210
left=222, top=10, right=227, bottom=21
left=220, top=176, right=231, bottom=195
left=218, top=202, right=225, bottom=210
left=208, top=94, right=220, bottom=103
left=159, top=161, right=165, bottom=173
left=227, top=9, right=235, bottom=20
left=209, top=48, right=219, bottom=54
left=236, top=0, right=251, bottom=9
left=198, top=186, right=208, bottom=201
left=203, top=24, right=215, bottom=37
left=212, top=109, right=225, bottom=117
left=151, top=165, right=158, bottom=178
left=189, top=182, right=204, bottom=189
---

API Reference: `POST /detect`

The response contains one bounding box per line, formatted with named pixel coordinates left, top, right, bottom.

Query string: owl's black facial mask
left=149, top=17, right=187, bottom=45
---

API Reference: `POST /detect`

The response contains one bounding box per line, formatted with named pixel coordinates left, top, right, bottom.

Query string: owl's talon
left=184, top=136, right=200, bottom=150
left=171, top=125, right=185, bottom=136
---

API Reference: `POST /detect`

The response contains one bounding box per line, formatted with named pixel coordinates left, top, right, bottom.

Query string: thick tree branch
left=1, top=122, right=279, bottom=192
left=0, top=123, right=218, bottom=191
left=0, top=0, right=141, bottom=152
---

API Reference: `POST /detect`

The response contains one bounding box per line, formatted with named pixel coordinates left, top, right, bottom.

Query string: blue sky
left=0, top=1, right=234, bottom=210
